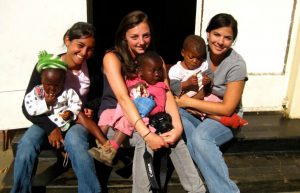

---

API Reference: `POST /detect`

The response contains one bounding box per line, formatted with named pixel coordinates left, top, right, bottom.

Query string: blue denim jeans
left=179, top=108, right=240, bottom=193
left=10, top=124, right=101, bottom=193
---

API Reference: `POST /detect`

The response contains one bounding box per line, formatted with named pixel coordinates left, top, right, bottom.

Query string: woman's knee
left=17, top=137, right=41, bottom=162
left=18, top=126, right=45, bottom=153
left=64, top=124, right=89, bottom=150
left=189, top=124, right=217, bottom=152
left=190, top=130, right=207, bottom=147
left=195, top=119, right=234, bottom=145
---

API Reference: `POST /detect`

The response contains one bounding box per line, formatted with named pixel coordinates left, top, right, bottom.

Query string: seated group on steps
left=10, top=11, right=247, bottom=193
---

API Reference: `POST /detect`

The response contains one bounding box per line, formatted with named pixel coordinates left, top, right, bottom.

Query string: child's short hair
left=182, top=35, right=206, bottom=54
left=136, top=51, right=163, bottom=68
left=36, top=50, right=68, bottom=73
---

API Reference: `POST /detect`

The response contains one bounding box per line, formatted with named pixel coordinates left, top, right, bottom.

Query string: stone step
left=9, top=112, right=300, bottom=159
left=3, top=112, right=300, bottom=193
left=2, top=152, right=300, bottom=193
left=227, top=152, right=300, bottom=193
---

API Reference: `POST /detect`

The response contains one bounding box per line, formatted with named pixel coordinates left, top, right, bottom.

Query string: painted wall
left=0, top=0, right=87, bottom=130
left=195, top=0, right=300, bottom=115
left=286, top=18, right=300, bottom=118
left=1, top=0, right=300, bottom=130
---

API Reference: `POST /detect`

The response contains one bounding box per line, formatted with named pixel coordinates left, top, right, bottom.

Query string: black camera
left=149, top=112, right=173, bottom=134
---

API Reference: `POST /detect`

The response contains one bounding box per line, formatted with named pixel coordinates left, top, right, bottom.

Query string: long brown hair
left=114, top=10, right=155, bottom=78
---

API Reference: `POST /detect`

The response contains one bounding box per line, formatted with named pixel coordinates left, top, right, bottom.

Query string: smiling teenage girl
left=176, top=13, right=248, bottom=193
left=98, top=10, right=206, bottom=193
left=11, top=22, right=102, bottom=193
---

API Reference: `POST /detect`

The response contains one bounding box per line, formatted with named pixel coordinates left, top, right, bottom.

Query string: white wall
left=195, top=0, right=299, bottom=112
left=0, top=0, right=87, bottom=130
left=287, top=18, right=300, bottom=118
left=1, top=0, right=300, bottom=130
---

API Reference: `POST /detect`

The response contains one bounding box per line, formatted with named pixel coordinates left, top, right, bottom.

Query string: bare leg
left=111, top=130, right=128, bottom=146
left=76, top=112, right=108, bottom=145
left=100, top=125, right=110, bottom=135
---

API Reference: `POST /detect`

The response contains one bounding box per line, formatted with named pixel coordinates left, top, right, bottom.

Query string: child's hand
left=60, top=110, right=73, bottom=121
left=187, top=74, right=199, bottom=86
left=83, top=108, right=93, bottom=118
left=202, top=75, right=211, bottom=86
left=45, top=92, right=57, bottom=107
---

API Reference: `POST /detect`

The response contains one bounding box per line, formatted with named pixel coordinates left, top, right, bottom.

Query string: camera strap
left=144, top=145, right=160, bottom=190
left=157, top=148, right=169, bottom=192
left=143, top=145, right=169, bottom=193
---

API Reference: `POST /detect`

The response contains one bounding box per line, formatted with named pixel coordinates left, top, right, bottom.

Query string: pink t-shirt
left=64, top=61, right=90, bottom=104
left=126, top=77, right=169, bottom=116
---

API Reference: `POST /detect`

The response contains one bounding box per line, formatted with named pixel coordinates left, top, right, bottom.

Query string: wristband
left=134, top=118, right=142, bottom=127
left=143, top=130, right=151, bottom=139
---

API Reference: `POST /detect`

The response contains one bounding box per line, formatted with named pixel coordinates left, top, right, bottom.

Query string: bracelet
left=134, top=118, right=142, bottom=128
left=142, top=130, right=151, bottom=139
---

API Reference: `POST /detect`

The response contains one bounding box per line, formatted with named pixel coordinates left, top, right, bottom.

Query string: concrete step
left=2, top=112, right=300, bottom=193
left=1, top=156, right=186, bottom=193
left=10, top=112, right=300, bottom=158
left=227, top=152, right=300, bottom=193
left=2, top=152, right=300, bottom=193
left=223, top=112, right=300, bottom=154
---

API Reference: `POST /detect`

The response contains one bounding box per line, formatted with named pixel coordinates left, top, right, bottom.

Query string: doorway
left=86, top=0, right=196, bottom=99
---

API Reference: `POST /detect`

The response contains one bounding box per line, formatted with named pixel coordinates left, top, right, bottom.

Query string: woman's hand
left=175, top=95, right=190, bottom=108
left=186, top=108, right=204, bottom=118
left=48, top=127, right=64, bottom=149
left=144, top=132, right=169, bottom=151
left=160, top=128, right=181, bottom=146
left=83, top=108, right=93, bottom=118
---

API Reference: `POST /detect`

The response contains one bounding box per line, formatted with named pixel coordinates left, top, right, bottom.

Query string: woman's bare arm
left=176, top=80, right=245, bottom=116
left=160, top=62, right=183, bottom=145
left=103, top=52, right=168, bottom=150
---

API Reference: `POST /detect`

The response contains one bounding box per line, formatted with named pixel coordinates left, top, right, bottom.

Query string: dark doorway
left=86, top=0, right=196, bottom=100
left=86, top=1, right=197, bottom=188
left=88, top=0, right=196, bottom=64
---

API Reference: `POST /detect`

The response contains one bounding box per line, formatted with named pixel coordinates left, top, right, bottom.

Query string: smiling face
left=125, top=22, right=151, bottom=58
left=207, top=26, right=234, bottom=57
left=64, top=36, right=95, bottom=70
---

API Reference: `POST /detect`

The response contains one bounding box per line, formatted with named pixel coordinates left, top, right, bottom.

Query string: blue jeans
left=179, top=108, right=240, bottom=193
left=10, top=124, right=101, bottom=193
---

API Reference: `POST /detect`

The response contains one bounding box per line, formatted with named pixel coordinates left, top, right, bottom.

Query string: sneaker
left=88, top=141, right=117, bottom=166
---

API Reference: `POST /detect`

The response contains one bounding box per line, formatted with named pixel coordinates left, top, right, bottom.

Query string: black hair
left=206, top=13, right=238, bottom=40
left=63, top=22, right=96, bottom=42
left=136, top=50, right=163, bottom=69
left=41, top=68, right=66, bottom=82
left=182, top=34, right=206, bottom=57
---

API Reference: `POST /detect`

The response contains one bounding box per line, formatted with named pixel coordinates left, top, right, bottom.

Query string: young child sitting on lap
left=25, top=51, right=81, bottom=133
left=169, top=35, right=248, bottom=129
left=89, top=51, right=170, bottom=166
left=25, top=51, right=108, bottom=163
